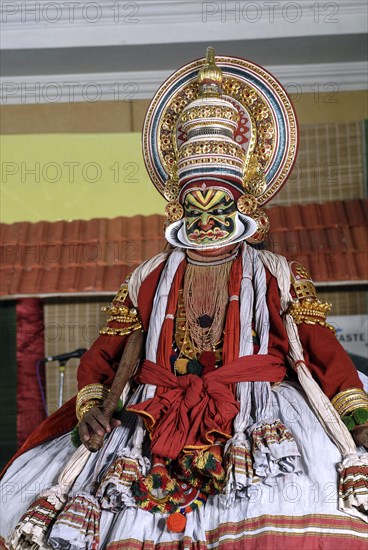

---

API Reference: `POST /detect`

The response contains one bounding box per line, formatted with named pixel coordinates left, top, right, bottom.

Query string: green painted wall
left=1, top=133, right=166, bottom=224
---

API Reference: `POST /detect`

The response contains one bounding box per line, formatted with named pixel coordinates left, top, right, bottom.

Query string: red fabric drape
left=16, top=298, right=46, bottom=447
left=222, top=254, right=242, bottom=364
left=128, top=356, right=286, bottom=459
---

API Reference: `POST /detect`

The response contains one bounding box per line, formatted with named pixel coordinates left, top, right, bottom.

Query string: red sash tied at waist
left=127, top=355, right=286, bottom=459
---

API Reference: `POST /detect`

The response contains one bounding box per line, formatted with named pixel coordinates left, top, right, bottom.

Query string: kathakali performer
left=1, top=48, right=368, bottom=549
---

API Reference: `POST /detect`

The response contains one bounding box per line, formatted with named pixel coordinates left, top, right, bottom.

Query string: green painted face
left=183, top=189, right=237, bottom=245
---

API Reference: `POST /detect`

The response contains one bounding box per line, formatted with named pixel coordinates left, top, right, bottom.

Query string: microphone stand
left=57, top=360, right=67, bottom=409
left=40, top=349, right=86, bottom=412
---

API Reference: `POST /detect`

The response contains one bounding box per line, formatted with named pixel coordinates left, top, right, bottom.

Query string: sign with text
left=329, top=315, right=368, bottom=376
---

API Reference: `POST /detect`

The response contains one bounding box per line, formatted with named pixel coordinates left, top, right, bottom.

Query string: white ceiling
left=1, top=0, right=367, bottom=104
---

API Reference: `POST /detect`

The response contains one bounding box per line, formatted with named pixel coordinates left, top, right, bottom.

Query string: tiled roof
left=266, top=199, right=367, bottom=283
left=1, top=200, right=367, bottom=297
left=0, top=216, right=166, bottom=297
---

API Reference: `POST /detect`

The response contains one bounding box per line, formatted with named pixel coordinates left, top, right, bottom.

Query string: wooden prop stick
left=87, top=329, right=145, bottom=453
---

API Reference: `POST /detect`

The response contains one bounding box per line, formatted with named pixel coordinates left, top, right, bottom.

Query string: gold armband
left=101, top=304, right=140, bottom=324
left=287, top=298, right=335, bottom=333
left=287, top=261, right=335, bottom=332
left=99, top=277, right=142, bottom=336
left=76, top=383, right=110, bottom=422
left=331, top=388, right=368, bottom=417
left=99, top=322, right=142, bottom=336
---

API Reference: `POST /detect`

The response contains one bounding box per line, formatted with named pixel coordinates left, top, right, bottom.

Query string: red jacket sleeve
left=287, top=261, right=363, bottom=399
left=298, top=323, right=363, bottom=399
left=77, top=332, right=129, bottom=390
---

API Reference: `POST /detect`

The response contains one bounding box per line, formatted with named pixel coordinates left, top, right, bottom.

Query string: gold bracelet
left=76, top=383, right=109, bottom=405
left=331, top=388, right=368, bottom=417
left=76, top=383, right=110, bottom=421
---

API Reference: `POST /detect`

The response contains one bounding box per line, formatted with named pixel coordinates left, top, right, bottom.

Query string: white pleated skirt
left=1, top=377, right=367, bottom=549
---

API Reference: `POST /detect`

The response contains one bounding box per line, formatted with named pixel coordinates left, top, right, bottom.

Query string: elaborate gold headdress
left=143, top=47, right=298, bottom=244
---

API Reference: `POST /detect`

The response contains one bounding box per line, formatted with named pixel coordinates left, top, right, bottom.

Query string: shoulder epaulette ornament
left=287, top=261, right=335, bottom=333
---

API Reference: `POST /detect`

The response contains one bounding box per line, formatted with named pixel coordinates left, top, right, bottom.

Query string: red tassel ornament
left=199, top=351, right=216, bottom=369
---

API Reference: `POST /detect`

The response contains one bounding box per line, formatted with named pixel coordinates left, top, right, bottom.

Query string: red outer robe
left=2, top=258, right=362, bottom=475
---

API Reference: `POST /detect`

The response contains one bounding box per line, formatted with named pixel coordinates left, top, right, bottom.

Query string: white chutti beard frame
left=165, top=213, right=257, bottom=250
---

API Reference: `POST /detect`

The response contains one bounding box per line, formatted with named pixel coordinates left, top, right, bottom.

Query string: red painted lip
left=190, top=229, right=228, bottom=241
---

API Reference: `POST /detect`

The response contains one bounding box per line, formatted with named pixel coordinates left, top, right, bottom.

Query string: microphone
left=44, top=348, right=87, bottom=363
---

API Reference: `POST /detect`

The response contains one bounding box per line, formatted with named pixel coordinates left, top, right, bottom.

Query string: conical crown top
left=197, top=47, right=223, bottom=96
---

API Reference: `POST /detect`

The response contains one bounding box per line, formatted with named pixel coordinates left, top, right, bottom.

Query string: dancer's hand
left=78, top=405, right=121, bottom=446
